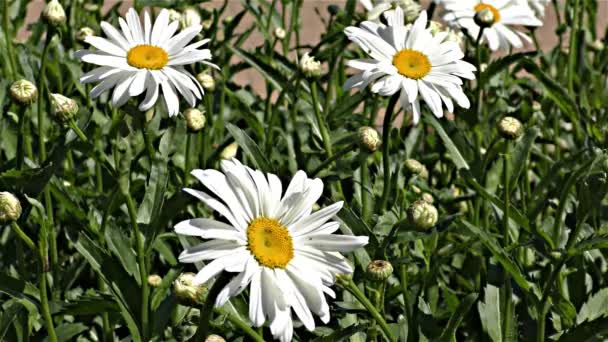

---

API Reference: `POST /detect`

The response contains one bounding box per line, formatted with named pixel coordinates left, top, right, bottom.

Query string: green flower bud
left=147, top=274, right=162, bottom=287
left=300, top=53, right=322, bottom=77
left=43, top=0, right=66, bottom=26
left=474, top=8, right=495, bottom=28
left=498, top=116, right=523, bottom=140
left=184, top=108, right=206, bottom=132
left=335, top=273, right=353, bottom=288
left=50, top=93, right=79, bottom=123
left=0, top=192, right=22, bottom=223
left=205, top=335, right=226, bottom=342
left=173, top=272, right=207, bottom=305
left=358, top=126, right=381, bottom=152
left=327, top=5, right=340, bottom=16
left=404, top=159, right=428, bottom=178
left=76, top=27, right=94, bottom=41
left=196, top=73, right=216, bottom=91
left=421, top=193, right=434, bottom=204
left=408, top=200, right=438, bottom=231
left=10, top=80, right=38, bottom=105
left=366, top=260, right=393, bottom=281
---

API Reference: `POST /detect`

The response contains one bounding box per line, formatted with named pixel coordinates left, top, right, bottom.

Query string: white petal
left=298, top=234, right=369, bottom=252
left=290, top=201, right=343, bottom=237
left=84, top=36, right=126, bottom=57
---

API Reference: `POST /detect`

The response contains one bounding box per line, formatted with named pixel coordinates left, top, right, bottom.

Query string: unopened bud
left=196, top=73, right=215, bottom=91
left=300, top=53, right=322, bottom=77
left=498, top=116, right=523, bottom=140
left=532, top=101, right=542, bottom=112
left=421, top=193, right=434, bottom=204
left=50, top=93, right=79, bottom=123
left=148, top=274, right=162, bottom=287
left=76, top=27, right=94, bottom=41
left=273, top=27, right=286, bottom=40
left=590, top=39, right=604, bottom=52
left=43, top=0, right=66, bottom=26
left=327, top=5, right=340, bottom=16
left=366, top=260, right=393, bottom=281
left=429, top=21, right=443, bottom=36
left=358, top=126, right=381, bottom=152
left=474, top=8, right=495, bottom=28
left=205, top=335, right=226, bottom=342
left=404, top=159, right=428, bottom=178
left=220, top=142, right=239, bottom=160
left=0, top=192, right=22, bottom=223
left=408, top=200, right=438, bottom=231
left=184, top=108, right=206, bottom=132
left=335, top=273, right=353, bottom=288
left=10, top=80, right=37, bottom=105
left=167, top=9, right=181, bottom=23
left=173, top=272, right=207, bottom=305
left=181, top=8, right=201, bottom=28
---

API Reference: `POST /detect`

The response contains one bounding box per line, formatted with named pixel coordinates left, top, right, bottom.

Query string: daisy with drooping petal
left=344, top=8, right=476, bottom=124
left=76, top=8, right=218, bottom=117
left=442, top=0, right=543, bottom=51
left=175, top=159, right=369, bottom=342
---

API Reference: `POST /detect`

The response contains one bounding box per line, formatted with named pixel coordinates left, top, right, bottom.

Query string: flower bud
left=498, top=116, right=523, bottom=140
left=76, top=27, right=94, bottom=41
left=43, top=0, right=66, bottom=26
left=0, top=192, right=22, bottom=223
left=358, top=126, right=381, bottom=152
left=220, top=142, right=239, bottom=160
left=532, top=101, right=542, bottom=112
left=273, top=27, right=286, bottom=40
left=421, top=193, right=434, bottom=204
left=10, top=80, right=37, bottom=105
left=50, top=93, right=79, bottom=123
left=401, top=0, right=422, bottom=23
left=173, top=272, right=207, bottom=305
left=407, top=200, right=438, bottom=231
left=366, top=260, right=393, bottom=281
left=429, top=21, right=443, bottom=36
left=181, top=8, right=201, bottom=29
left=404, top=159, right=428, bottom=178
left=474, top=8, right=495, bottom=28
left=167, top=9, right=182, bottom=23
left=300, top=52, right=322, bottom=77
left=327, top=4, right=340, bottom=16
left=205, top=335, right=226, bottom=342
left=196, top=73, right=215, bottom=91
left=590, top=39, right=604, bottom=52
left=83, top=3, right=99, bottom=12
left=184, top=108, right=206, bottom=132
left=335, top=273, right=353, bottom=288
left=148, top=274, right=162, bottom=287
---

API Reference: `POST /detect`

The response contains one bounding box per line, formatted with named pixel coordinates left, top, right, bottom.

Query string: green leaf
left=424, top=115, right=469, bottom=170
left=43, top=323, right=88, bottom=342
left=226, top=123, right=272, bottom=172
left=577, top=288, right=608, bottom=324
left=311, top=323, right=369, bottom=341
left=509, top=127, right=540, bottom=186
left=557, top=316, right=608, bottom=342
left=461, top=220, right=534, bottom=293
left=571, top=235, right=608, bottom=255
left=481, top=52, right=537, bottom=84
left=136, top=158, right=169, bottom=229
left=58, top=295, right=120, bottom=316
left=436, top=293, right=478, bottom=342
left=478, top=284, right=502, bottom=342
left=0, top=301, right=26, bottom=340
left=105, top=225, right=139, bottom=282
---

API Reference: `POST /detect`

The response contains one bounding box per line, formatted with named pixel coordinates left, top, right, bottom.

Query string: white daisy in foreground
left=175, top=159, right=369, bottom=342
left=442, top=0, right=542, bottom=51
left=76, top=8, right=218, bottom=116
left=359, top=0, right=421, bottom=22
left=344, top=8, right=476, bottom=124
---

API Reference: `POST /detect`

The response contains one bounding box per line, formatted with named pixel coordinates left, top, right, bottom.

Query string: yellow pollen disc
left=474, top=3, right=501, bottom=23
left=392, top=49, right=431, bottom=80
left=126, top=45, right=169, bottom=70
left=246, top=217, right=294, bottom=269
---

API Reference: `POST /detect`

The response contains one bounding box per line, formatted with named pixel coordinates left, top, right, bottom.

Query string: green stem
left=475, top=28, right=486, bottom=122
left=39, top=266, right=57, bottom=342
left=310, top=143, right=355, bottom=176
left=2, top=0, right=17, bottom=79
left=185, top=133, right=193, bottom=184
left=567, top=0, right=580, bottom=94
left=17, top=105, right=27, bottom=170
left=125, top=194, right=149, bottom=340
left=536, top=258, right=567, bottom=342
left=11, top=222, right=37, bottom=252
left=379, top=94, right=399, bottom=211
left=400, top=246, right=413, bottom=342
left=68, top=120, right=88, bottom=142
left=345, top=279, right=397, bottom=342
left=360, top=151, right=371, bottom=222
left=196, top=272, right=232, bottom=342
left=214, top=307, right=265, bottom=342
left=310, top=81, right=344, bottom=198
left=502, top=142, right=513, bottom=339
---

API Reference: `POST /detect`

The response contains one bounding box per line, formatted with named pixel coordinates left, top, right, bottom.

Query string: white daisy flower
left=442, top=0, right=543, bottom=51
left=360, top=0, right=421, bottom=22
left=175, top=159, right=369, bottom=342
left=76, top=8, right=218, bottom=117
left=344, top=8, right=476, bottom=124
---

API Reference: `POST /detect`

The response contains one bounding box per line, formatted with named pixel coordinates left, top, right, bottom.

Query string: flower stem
left=214, top=306, right=265, bottom=342
left=11, top=222, right=36, bottom=253
left=502, top=142, right=513, bottom=340
left=68, top=119, right=88, bottom=142
left=185, top=133, right=193, bottom=184
left=196, top=272, right=232, bottom=342
left=379, top=94, right=399, bottom=211
left=39, top=263, right=57, bottom=342
left=16, top=105, right=27, bottom=170
left=345, top=279, right=397, bottom=342
left=310, top=81, right=345, bottom=199
left=360, top=151, right=371, bottom=222
left=310, top=143, right=355, bottom=176
left=125, top=193, right=149, bottom=340
left=567, top=0, right=580, bottom=94
left=2, top=0, right=18, bottom=80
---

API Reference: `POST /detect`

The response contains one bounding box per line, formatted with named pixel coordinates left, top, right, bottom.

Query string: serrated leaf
left=478, top=284, right=502, bottom=342
left=577, top=288, right=608, bottom=324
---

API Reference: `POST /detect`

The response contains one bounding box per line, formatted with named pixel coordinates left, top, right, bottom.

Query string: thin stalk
left=17, top=105, right=27, bottom=170
left=2, top=0, right=18, bottom=79
left=567, top=0, right=580, bottom=94
left=11, top=222, right=37, bottom=252
left=536, top=258, right=567, bottom=342
left=310, top=143, right=355, bottom=177
left=379, top=94, right=399, bottom=210
left=184, top=133, right=193, bottom=184
left=215, top=307, right=265, bottom=342
left=502, top=142, right=513, bottom=340
left=39, top=266, right=57, bottom=342
left=196, top=272, right=232, bottom=342
left=345, top=279, right=397, bottom=342
left=125, top=194, right=149, bottom=340
left=310, top=82, right=345, bottom=198
left=360, top=151, right=371, bottom=222
left=400, top=246, right=413, bottom=342
left=68, top=120, right=88, bottom=142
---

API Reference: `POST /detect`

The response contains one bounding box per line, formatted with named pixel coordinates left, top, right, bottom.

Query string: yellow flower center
left=126, top=45, right=169, bottom=70
left=392, top=49, right=431, bottom=80
left=474, top=3, right=501, bottom=23
left=246, top=217, right=294, bottom=269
